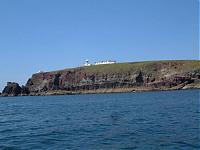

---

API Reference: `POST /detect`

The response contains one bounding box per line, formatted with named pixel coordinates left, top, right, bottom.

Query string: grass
left=83, top=60, right=200, bottom=74
left=39, top=60, right=200, bottom=75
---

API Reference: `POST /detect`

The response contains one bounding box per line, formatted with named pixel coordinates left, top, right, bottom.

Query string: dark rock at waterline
left=2, top=82, right=22, bottom=96
left=21, top=85, right=30, bottom=95
left=1, top=82, right=30, bottom=96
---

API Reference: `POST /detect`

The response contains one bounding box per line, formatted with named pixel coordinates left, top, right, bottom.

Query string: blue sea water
left=0, top=90, right=199, bottom=150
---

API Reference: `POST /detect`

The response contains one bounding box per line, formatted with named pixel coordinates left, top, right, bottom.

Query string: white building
left=83, top=59, right=116, bottom=66
left=36, top=70, right=44, bottom=73
left=84, top=59, right=92, bottom=66
left=95, top=60, right=116, bottom=65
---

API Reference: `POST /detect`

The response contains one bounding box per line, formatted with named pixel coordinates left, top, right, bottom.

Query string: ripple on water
left=0, top=90, right=199, bottom=149
left=0, top=145, right=19, bottom=150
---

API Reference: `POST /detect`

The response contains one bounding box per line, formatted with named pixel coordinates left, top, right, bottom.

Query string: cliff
left=1, top=60, right=200, bottom=96
left=1, top=82, right=29, bottom=96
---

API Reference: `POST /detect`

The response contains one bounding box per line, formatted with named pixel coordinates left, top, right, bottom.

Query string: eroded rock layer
left=2, top=60, right=200, bottom=96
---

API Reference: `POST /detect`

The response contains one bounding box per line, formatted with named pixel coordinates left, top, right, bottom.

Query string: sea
left=0, top=89, right=199, bottom=150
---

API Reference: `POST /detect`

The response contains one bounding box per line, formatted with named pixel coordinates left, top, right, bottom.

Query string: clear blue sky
left=0, top=0, right=199, bottom=90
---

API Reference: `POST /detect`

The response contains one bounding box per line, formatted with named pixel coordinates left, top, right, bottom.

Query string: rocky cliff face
left=1, top=60, right=200, bottom=96
left=1, top=82, right=30, bottom=96
left=24, top=60, right=200, bottom=96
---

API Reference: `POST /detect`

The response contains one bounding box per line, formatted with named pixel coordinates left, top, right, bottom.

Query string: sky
left=0, top=0, right=199, bottom=91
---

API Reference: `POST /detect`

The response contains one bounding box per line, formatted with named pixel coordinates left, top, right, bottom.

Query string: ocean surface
left=0, top=90, right=199, bottom=150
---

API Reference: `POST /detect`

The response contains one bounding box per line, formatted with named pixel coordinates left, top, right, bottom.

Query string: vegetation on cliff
left=1, top=60, right=200, bottom=96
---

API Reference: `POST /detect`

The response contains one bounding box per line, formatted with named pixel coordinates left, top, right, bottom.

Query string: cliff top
left=34, top=60, right=200, bottom=76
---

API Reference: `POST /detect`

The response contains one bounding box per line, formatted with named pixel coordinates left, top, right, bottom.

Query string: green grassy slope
left=42, top=60, right=200, bottom=75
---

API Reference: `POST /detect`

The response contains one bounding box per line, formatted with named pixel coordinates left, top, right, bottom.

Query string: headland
left=1, top=60, right=200, bottom=96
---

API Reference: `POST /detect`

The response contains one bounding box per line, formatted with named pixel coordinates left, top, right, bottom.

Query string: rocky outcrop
left=21, top=85, right=30, bottom=95
left=2, top=82, right=22, bottom=96
left=1, top=82, right=30, bottom=96
left=1, top=60, right=200, bottom=96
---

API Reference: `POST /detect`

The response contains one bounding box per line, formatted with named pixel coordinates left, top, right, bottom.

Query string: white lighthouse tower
left=84, top=59, right=91, bottom=66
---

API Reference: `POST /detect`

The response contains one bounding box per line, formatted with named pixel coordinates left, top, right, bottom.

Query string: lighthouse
left=84, top=59, right=91, bottom=66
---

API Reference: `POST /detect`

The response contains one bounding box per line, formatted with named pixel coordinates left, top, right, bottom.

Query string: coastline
left=1, top=84, right=199, bottom=97
left=1, top=60, right=200, bottom=97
